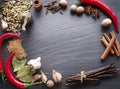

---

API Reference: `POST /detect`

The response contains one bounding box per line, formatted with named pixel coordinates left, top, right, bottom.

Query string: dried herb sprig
left=66, top=63, right=118, bottom=86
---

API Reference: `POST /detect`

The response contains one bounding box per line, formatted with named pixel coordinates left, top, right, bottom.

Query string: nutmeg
left=101, top=18, right=112, bottom=27
left=70, top=5, right=77, bottom=13
left=59, top=0, right=68, bottom=7
left=77, top=6, right=84, bottom=14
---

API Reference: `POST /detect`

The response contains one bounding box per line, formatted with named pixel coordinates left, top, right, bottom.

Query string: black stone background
left=0, top=0, right=120, bottom=89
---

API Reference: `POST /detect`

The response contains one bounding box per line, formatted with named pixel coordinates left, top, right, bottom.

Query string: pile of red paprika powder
left=80, top=0, right=119, bottom=33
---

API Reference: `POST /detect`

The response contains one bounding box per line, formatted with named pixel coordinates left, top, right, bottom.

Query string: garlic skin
left=27, top=57, right=41, bottom=69
left=59, top=0, right=68, bottom=7
left=52, top=70, right=62, bottom=83
left=1, top=20, right=8, bottom=30
left=101, top=18, right=112, bottom=27
left=41, top=71, right=47, bottom=83
left=77, top=6, right=84, bottom=14
left=70, top=5, right=77, bottom=13
left=46, top=80, right=54, bottom=88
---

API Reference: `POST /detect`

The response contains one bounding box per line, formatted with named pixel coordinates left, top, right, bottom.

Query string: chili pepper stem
left=0, top=71, right=5, bottom=83
left=24, top=82, right=42, bottom=88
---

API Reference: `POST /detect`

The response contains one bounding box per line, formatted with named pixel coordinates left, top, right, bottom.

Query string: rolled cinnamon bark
left=101, top=35, right=116, bottom=60
left=110, top=31, right=120, bottom=56
left=103, top=33, right=119, bottom=57
left=101, top=36, right=114, bottom=54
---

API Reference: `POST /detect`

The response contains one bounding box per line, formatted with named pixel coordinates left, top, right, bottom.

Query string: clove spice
left=44, top=0, right=63, bottom=15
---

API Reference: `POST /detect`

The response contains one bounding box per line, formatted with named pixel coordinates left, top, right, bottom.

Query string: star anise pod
left=92, top=9, right=100, bottom=20
left=85, top=5, right=93, bottom=15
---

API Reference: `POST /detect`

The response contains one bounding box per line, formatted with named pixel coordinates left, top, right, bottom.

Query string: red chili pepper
left=5, top=53, right=41, bottom=89
left=0, top=33, right=20, bottom=83
left=80, top=0, right=119, bottom=33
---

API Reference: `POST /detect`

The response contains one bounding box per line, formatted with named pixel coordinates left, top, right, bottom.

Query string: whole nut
left=77, top=6, right=84, bottom=14
left=70, top=5, right=77, bottom=13
left=59, top=0, right=68, bottom=7
left=101, top=18, right=112, bottom=27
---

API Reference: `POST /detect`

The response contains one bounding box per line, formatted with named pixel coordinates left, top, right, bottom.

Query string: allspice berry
left=77, top=6, right=84, bottom=14
left=59, top=0, right=68, bottom=7
left=46, top=80, right=54, bottom=88
left=33, top=0, right=42, bottom=10
left=70, top=5, right=77, bottom=13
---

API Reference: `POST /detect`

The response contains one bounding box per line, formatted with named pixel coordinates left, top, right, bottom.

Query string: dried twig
left=66, top=63, right=118, bottom=86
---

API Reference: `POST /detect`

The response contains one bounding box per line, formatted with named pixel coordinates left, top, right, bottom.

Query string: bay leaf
left=17, top=66, right=31, bottom=78
left=18, top=75, right=33, bottom=83
left=12, top=56, right=26, bottom=72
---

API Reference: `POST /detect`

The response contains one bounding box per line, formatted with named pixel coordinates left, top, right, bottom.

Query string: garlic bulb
left=41, top=70, right=47, bottom=83
left=52, top=69, right=62, bottom=83
left=101, top=18, right=112, bottom=27
left=1, top=20, right=8, bottom=30
left=27, top=57, right=41, bottom=69
left=46, top=80, right=54, bottom=88
left=59, top=0, right=68, bottom=7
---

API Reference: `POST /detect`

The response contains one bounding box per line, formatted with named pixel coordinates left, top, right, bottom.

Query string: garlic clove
left=52, top=69, right=62, bottom=83
left=32, top=74, right=41, bottom=82
left=41, top=70, right=47, bottom=83
left=1, top=20, right=8, bottom=30
left=101, top=18, right=112, bottom=27
left=27, top=57, right=41, bottom=69
left=46, top=80, right=54, bottom=88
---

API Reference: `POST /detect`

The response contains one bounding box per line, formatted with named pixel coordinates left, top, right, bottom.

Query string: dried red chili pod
left=0, top=33, right=20, bottom=83
left=5, top=53, right=41, bottom=89
left=80, top=0, right=119, bottom=32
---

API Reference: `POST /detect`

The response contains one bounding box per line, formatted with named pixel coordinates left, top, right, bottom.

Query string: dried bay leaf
left=18, top=75, right=33, bottom=83
left=17, top=66, right=31, bottom=78
left=12, top=56, right=26, bottom=72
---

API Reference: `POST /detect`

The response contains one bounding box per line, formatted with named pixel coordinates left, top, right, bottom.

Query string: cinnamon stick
left=101, top=35, right=116, bottom=60
left=101, top=36, right=114, bottom=54
left=110, top=31, right=120, bottom=56
left=103, top=33, right=119, bottom=57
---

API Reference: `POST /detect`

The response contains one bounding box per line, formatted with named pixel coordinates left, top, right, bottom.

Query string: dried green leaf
left=18, top=74, right=33, bottom=83
left=12, top=56, right=26, bottom=72
left=17, top=66, right=31, bottom=78
left=30, top=68, right=37, bottom=75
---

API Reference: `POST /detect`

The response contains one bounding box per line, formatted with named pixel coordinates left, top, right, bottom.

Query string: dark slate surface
left=0, top=0, right=120, bottom=89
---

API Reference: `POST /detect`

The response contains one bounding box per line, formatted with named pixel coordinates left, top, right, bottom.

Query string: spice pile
left=44, top=0, right=64, bottom=15
left=7, top=39, right=27, bottom=59
left=101, top=31, right=120, bottom=60
left=66, top=63, right=118, bottom=86
left=0, top=0, right=32, bottom=34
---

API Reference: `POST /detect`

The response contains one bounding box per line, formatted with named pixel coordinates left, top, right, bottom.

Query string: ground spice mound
left=7, top=39, right=27, bottom=59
